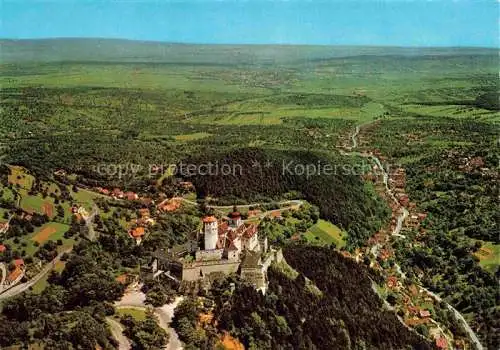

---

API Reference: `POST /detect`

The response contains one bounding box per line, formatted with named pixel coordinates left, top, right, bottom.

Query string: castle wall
left=242, top=234, right=258, bottom=251
left=227, top=250, right=239, bottom=261
left=241, top=268, right=266, bottom=289
left=261, top=253, right=275, bottom=272
left=195, top=249, right=223, bottom=262
left=182, top=260, right=240, bottom=281
left=274, top=248, right=283, bottom=263
left=233, top=237, right=242, bottom=252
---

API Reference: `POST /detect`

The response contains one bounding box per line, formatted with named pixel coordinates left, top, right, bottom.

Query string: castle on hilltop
left=145, top=211, right=282, bottom=293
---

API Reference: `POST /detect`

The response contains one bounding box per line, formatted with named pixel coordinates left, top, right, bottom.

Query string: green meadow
left=305, top=219, right=346, bottom=248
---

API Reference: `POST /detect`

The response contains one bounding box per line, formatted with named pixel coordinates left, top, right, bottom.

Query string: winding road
left=84, top=204, right=99, bottom=241
left=106, top=317, right=132, bottom=350
left=0, top=262, right=6, bottom=291
left=165, top=197, right=304, bottom=221
left=347, top=123, right=484, bottom=350
left=0, top=248, right=71, bottom=300
left=114, top=287, right=184, bottom=350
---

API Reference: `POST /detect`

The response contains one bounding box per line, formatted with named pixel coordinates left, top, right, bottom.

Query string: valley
left=0, top=39, right=498, bottom=350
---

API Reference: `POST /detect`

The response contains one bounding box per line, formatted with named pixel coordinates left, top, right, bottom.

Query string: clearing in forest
left=305, top=219, right=346, bottom=248
left=31, top=222, right=69, bottom=244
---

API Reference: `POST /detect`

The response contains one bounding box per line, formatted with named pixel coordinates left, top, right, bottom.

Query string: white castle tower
left=203, top=216, right=218, bottom=250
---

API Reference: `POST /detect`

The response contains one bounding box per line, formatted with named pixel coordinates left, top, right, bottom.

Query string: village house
left=6, top=267, right=23, bottom=285
left=5, top=258, right=25, bottom=287
left=124, top=191, right=139, bottom=201
left=112, top=188, right=124, bottom=199
left=0, top=244, right=6, bottom=253
left=387, top=276, right=399, bottom=290
left=129, top=226, right=146, bottom=244
left=419, top=309, right=431, bottom=318
left=435, top=336, right=448, bottom=349
left=379, top=248, right=393, bottom=261
left=0, top=222, right=9, bottom=234
left=96, top=187, right=110, bottom=196
left=158, top=198, right=181, bottom=212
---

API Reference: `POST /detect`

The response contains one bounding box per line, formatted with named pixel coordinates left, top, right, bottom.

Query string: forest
left=184, top=147, right=389, bottom=249
left=0, top=39, right=498, bottom=349
left=364, top=116, right=499, bottom=348
left=172, top=245, right=432, bottom=349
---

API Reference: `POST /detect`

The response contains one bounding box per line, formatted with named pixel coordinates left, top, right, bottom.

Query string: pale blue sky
left=1, top=0, right=498, bottom=47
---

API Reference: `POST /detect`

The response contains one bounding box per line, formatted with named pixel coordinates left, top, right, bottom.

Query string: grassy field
left=31, top=222, right=69, bottom=244
left=1, top=220, right=72, bottom=257
left=173, top=132, right=212, bottom=141
left=7, top=166, right=34, bottom=190
left=116, top=307, right=148, bottom=321
left=402, top=104, right=500, bottom=122
left=474, top=241, right=500, bottom=274
left=1, top=42, right=496, bottom=189
left=304, top=219, right=346, bottom=248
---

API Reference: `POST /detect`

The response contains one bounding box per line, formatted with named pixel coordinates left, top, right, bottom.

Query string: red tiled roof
left=125, top=192, right=137, bottom=200
left=130, top=227, right=145, bottom=237
left=419, top=310, right=431, bottom=318
left=387, top=276, right=398, bottom=288
left=14, top=258, right=24, bottom=266
left=7, top=267, right=22, bottom=282
left=243, top=224, right=257, bottom=238
left=218, top=222, right=229, bottom=236
left=203, top=216, right=217, bottom=223
left=0, top=244, right=6, bottom=252
left=435, top=337, right=448, bottom=349
left=115, top=274, right=128, bottom=284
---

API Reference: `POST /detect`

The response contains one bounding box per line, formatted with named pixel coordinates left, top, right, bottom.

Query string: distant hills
left=0, top=38, right=497, bottom=65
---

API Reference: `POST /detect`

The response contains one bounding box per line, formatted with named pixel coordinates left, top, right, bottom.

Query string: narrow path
left=0, top=262, right=6, bottom=291
left=84, top=204, right=99, bottom=241
left=115, top=287, right=183, bottom=350
left=106, top=317, right=131, bottom=350
left=166, top=197, right=303, bottom=211
left=155, top=298, right=184, bottom=350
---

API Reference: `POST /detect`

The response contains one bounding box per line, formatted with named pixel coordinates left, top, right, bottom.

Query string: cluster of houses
left=354, top=155, right=455, bottom=348
left=128, top=208, right=156, bottom=244
left=157, top=198, right=181, bottom=212
left=95, top=187, right=139, bottom=201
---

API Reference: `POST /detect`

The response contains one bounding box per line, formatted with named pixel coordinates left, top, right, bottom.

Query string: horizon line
left=1, top=37, right=498, bottom=50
